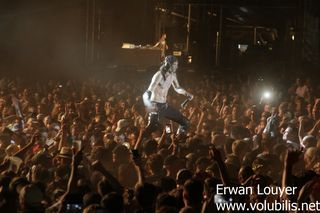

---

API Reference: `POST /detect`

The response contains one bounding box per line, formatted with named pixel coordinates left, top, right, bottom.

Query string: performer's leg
left=144, top=112, right=160, bottom=136
left=160, top=104, right=189, bottom=134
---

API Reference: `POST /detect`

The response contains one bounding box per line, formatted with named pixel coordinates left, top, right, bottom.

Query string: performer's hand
left=146, top=90, right=152, bottom=99
left=186, top=93, right=193, bottom=100
left=143, top=90, right=155, bottom=112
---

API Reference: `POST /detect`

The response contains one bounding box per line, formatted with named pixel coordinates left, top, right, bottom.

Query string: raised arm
left=281, top=150, right=300, bottom=200
left=195, top=109, right=205, bottom=135
left=307, top=118, right=320, bottom=137
left=132, top=150, right=145, bottom=185
left=134, top=127, right=146, bottom=153
left=209, top=146, right=230, bottom=186
left=298, top=116, right=307, bottom=146
left=13, top=132, right=38, bottom=160
left=157, top=128, right=167, bottom=149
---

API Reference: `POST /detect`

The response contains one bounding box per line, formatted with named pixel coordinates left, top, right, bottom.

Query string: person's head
left=176, top=169, right=193, bottom=187
left=156, top=193, right=177, bottom=211
left=143, top=139, right=158, bottom=157
left=54, top=165, right=70, bottom=181
left=282, top=124, right=299, bottom=144
left=147, top=154, right=164, bottom=175
left=112, top=145, right=130, bottom=165
left=57, top=146, right=73, bottom=165
left=302, top=135, right=317, bottom=149
left=19, top=184, right=44, bottom=212
left=83, top=192, right=101, bottom=208
left=115, top=119, right=129, bottom=133
left=182, top=179, right=203, bottom=208
left=304, top=147, right=320, bottom=170
left=232, top=140, right=248, bottom=161
left=272, top=143, right=288, bottom=163
left=31, top=165, right=51, bottom=184
left=203, top=177, right=220, bottom=199
left=97, top=178, right=114, bottom=197
left=118, top=163, right=137, bottom=188
left=157, top=177, right=176, bottom=193
left=238, top=166, right=254, bottom=184
left=195, top=157, right=210, bottom=173
left=162, top=55, right=178, bottom=74
left=224, top=138, right=235, bottom=156
left=211, top=133, right=226, bottom=148
left=82, top=204, right=104, bottom=213
left=101, top=192, right=124, bottom=213
left=163, top=155, right=180, bottom=178
left=135, top=183, right=158, bottom=211
left=9, top=177, right=29, bottom=195
left=161, top=33, right=167, bottom=40
left=205, top=163, right=220, bottom=179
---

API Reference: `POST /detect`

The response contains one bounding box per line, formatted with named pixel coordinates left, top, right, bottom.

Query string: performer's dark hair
left=160, top=55, right=177, bottom=80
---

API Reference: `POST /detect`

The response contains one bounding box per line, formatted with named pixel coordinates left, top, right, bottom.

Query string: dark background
left=0, top=0, right=319, bottom=78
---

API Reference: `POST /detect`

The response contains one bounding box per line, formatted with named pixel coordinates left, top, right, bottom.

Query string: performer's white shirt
left=147, top=71, right=187, bottom=103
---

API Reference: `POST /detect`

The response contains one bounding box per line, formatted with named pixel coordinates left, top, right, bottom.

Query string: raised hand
left=187, top=93, right=194, bottom=100
left=73, top=145, right=84, bottom=166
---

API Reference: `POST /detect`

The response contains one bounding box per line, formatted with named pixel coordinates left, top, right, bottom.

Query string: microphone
left=181, top=98, right=191, bottom=109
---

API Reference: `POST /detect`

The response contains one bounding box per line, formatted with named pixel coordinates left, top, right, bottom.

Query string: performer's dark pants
left=145, top=102, right=189, bottom=135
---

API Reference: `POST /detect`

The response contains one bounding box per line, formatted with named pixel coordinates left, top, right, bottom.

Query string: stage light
left=260, top=90, right=272, bottom=104
left=263, top=91, right=272, bottom=99
left=237, top=44, right=248, bottom=53
left=187, top=55, right=192, bottom=63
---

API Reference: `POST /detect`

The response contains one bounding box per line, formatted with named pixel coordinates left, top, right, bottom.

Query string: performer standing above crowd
left=143, top=55, right=193, bottom=135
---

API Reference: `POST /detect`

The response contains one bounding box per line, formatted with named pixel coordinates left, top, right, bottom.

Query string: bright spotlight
left=263, top=91, right=271, bottom=99
left=187, top=55, right=192, bottom=63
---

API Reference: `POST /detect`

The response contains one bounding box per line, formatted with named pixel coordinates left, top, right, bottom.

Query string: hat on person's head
left=165, top=55, right=178, bottom=66
left=36, top=114, right=45, bottom=121
left=115, top=119, right=129, bottom=132
left=58, top=147, right=72, bottom=159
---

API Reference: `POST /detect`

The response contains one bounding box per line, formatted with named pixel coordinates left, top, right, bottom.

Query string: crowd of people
left=0, top=71, right=320, bottom=213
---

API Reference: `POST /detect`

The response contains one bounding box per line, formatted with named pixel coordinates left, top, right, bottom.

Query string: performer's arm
left=153, top=42, right=160, bottom=48
left=172, top=73, right=193, bottom=99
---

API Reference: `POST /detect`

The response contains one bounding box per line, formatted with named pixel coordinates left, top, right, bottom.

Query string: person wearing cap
left=143, top=55, right=193, bottom=135
left=114, top=119, right=129, bottom=143
left=56, top=146, right=72, bottom=166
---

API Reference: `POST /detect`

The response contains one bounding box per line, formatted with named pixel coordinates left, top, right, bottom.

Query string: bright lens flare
left=263, top=91, right=271, bottom=99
